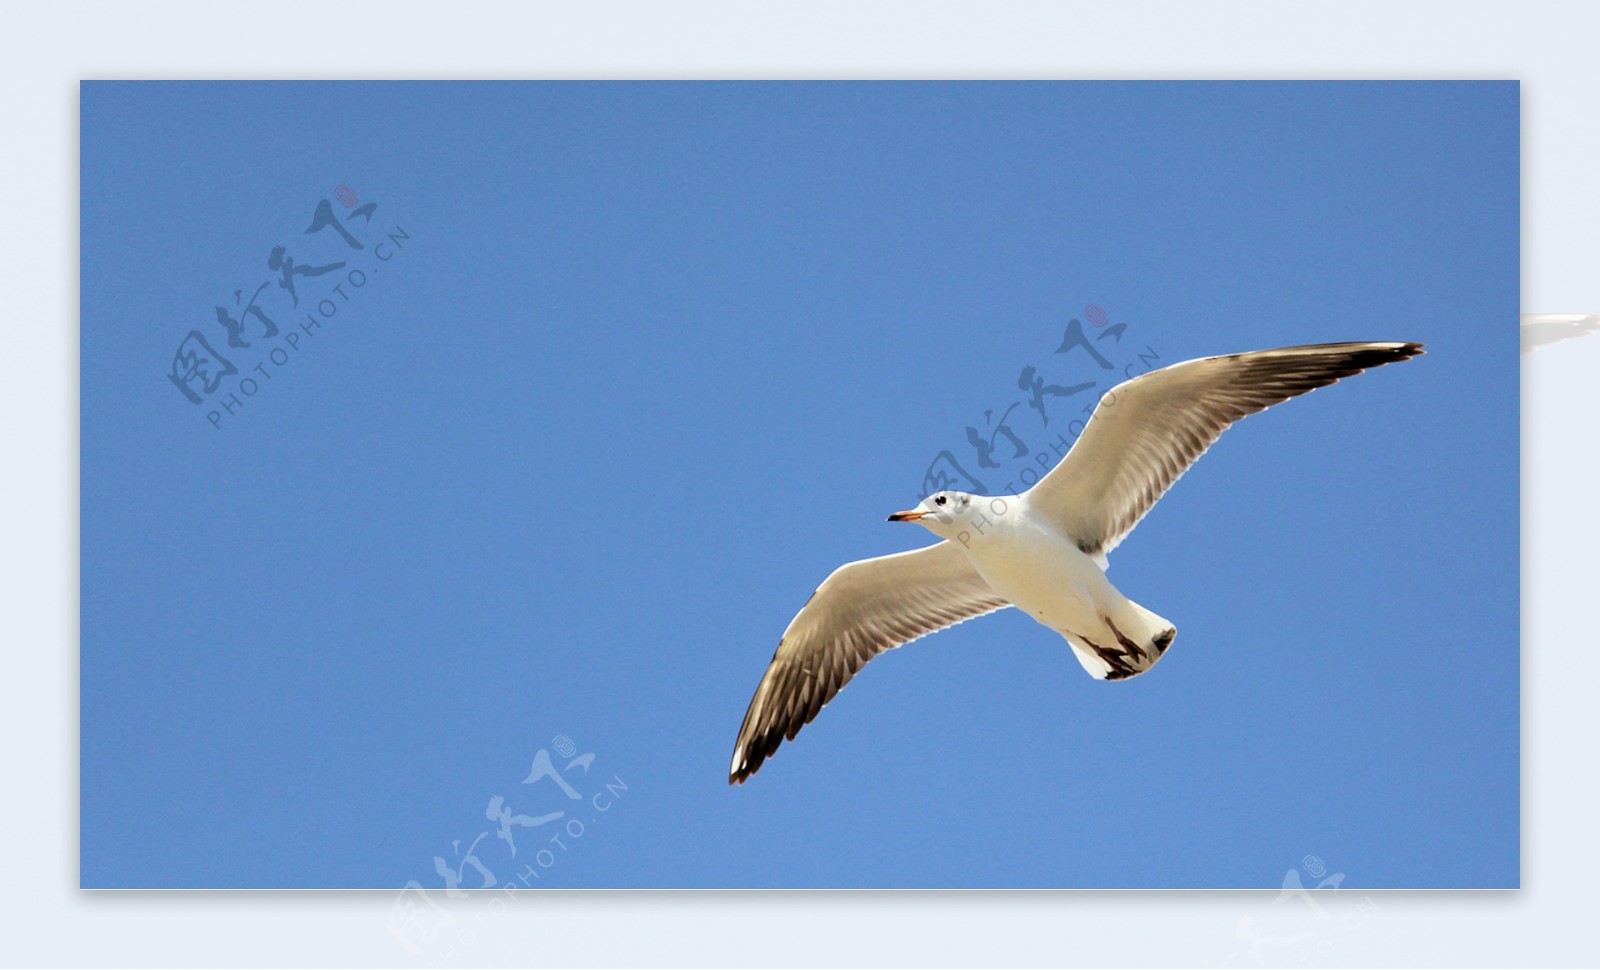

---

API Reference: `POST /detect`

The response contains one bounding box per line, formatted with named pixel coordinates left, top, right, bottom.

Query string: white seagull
left=729, top=341, right=1424, bottom=784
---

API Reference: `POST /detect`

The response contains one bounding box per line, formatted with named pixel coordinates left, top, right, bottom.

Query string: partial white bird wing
left=1522, top=314, right=1600, bottom=353
left=1027, top=341, right=1424, bottom=560
left=729, top=541, right=1010, bottom=784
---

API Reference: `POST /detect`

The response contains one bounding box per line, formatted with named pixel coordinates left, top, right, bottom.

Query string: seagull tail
left=1062, top=599, right=1177, bottom=682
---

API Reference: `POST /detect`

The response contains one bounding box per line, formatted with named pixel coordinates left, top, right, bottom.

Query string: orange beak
left=887, top=509, right=928, bottom=522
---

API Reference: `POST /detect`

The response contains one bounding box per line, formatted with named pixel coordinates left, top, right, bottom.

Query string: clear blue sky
left=81, top=81, right=1518, bottom=889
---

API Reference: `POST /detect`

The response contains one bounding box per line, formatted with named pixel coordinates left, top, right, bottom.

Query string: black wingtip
left=728, top=746, right=759, bottom=785
left=1271, top=340, right=1427, bottom=371
left=1374, top=341, right=1426, bottom=366
left=1363, top=341, right=1426, bottom=366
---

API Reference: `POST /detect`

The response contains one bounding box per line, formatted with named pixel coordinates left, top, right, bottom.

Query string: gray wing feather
left=1027, top=341, right=1424, bottom=558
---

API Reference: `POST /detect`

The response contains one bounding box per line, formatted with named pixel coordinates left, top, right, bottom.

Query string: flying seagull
left=729, top=341, right=1424, bottom=784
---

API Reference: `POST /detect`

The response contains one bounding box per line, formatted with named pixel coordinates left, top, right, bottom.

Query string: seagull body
left=945, top=497, right=1175, bottom=681
left=729, top=341, right=1424, bottom=784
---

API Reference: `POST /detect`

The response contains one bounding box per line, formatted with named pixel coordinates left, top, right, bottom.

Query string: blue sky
left=80, top=81, right=1518, bottom=889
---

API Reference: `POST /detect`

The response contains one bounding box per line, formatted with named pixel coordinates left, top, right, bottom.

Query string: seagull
left=1522, top=314, right=1600, bottom=353
left=729, top=341, right=1424, bottom=784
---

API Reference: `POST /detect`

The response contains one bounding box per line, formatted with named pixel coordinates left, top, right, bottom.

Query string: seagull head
left=888, top=491, right=976, bottom=538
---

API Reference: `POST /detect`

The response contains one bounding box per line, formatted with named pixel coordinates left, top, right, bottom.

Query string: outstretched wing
left=729, top=541, right=1011, bottom=784
left=1028, top=341, right=1424, bottom=559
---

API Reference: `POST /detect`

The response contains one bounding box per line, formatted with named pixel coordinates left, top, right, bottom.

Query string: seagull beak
left=887, top=509, right=928, bottom=522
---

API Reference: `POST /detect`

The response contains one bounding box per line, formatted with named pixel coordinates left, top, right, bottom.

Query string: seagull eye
left=935, top=496, right=947, bottom=506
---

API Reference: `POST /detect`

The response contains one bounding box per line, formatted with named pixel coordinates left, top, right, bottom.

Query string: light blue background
left=81, top=81, right=1517, bottom=888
